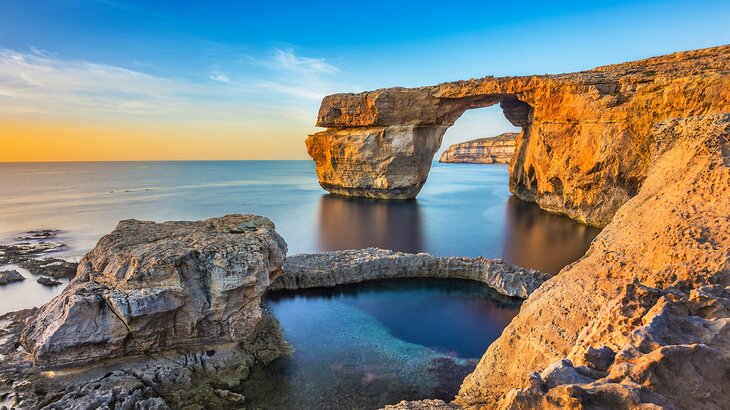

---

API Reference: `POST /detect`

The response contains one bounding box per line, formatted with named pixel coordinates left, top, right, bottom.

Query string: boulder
left=20, top=214, right=287, bottom=367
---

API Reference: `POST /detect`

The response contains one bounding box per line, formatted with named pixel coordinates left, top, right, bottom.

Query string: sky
left=1, top=0, right=729, bottom=161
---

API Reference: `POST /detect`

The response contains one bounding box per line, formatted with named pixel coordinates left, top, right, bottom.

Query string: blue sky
left=1, top=0, right=729, bottom=160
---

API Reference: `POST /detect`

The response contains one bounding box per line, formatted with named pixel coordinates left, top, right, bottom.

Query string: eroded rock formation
left=449, top=114, right=730, bottom=409
left=20, top=214, right=287, bottom=367
left=308, top=45, right=730, bottom=226
left=2, top=307, right=290, bottom=409
left=439, top=133, right=517, bottom=164
left=272, top=248, right=549, bottom=299
left=2, top=215, right=292, bottom=408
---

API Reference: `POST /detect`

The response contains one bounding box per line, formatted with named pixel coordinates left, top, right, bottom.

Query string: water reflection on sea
left=0, top=160, right=600, bottom=314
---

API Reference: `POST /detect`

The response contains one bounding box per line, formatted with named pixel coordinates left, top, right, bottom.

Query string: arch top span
left=306, top=45, right=730, bottom=226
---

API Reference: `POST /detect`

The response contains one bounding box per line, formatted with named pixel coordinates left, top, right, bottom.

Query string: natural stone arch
left=307, top=46, right=730, bottom=227
left=306, top=92, right=532, bottom=200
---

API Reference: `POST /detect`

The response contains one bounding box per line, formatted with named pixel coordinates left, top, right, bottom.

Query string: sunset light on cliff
left=1, top=1, right=729, bottom=408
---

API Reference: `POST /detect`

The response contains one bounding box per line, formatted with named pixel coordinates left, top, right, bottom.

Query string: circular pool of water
left=242, top=278, right=521, bottom=409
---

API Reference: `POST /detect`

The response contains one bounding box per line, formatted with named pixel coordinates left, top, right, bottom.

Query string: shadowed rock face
left=20, top=214, right=288, bottom=367
left=439, top=133, right=517, bottom=164
left=308, top=45, right=730, bottom=226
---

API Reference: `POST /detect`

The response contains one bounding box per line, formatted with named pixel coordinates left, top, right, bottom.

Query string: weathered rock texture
left=308, top=45, right=730, bottom=226
left=2, top=307, right=290, bottom=409
left=20, top=214, right=287, bottom=367
left=450, top=114, right=730, bottom=409
left=439, top=133, right=517, bottom=164
left=271, top=248, right=550, bottom=299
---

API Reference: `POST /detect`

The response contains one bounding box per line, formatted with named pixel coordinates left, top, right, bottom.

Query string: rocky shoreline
left=0, top=231, right=78, bottom=281
left=1, top=215, right=294, bottom=409
left=1, top=45, right=728, bottom=410
left=273, top=248, right=549, bottom=299
left=0, top=218, right=548, bottom=409
left=1, top=307, right=290, bottom=409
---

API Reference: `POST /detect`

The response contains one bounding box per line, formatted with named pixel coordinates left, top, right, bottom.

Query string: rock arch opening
left=435, top=104, right=522, bottom=165
left=306, top=92, right=534, bottom=201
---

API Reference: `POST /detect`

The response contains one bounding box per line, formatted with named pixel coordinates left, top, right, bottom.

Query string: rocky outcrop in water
left=0, top=233, right=77, bottom=279
left=0, top=269, right=24, bottom=285
left=272, top=248, right=549, bottom=299
left=35, top=276, right=61, bottom=287
left=438, top=133, right=517, bottom=164
left=20, top=214, right=288, bottom=367
left=308, top=45, right=730, bottom=226
left=449, top=114, right=730, bottom=409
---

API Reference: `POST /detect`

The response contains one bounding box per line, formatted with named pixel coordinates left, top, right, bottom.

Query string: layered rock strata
left=272, top=248, right=549, bottom=299
left=439, top=133, right=517, bottom=164
left=446, top=114, right=730, bottom=408
left=20, top=214, right=288, bottom=367
left=1, top=307, right=290, bottom=409
left=307, top=45, right=730, bottom=226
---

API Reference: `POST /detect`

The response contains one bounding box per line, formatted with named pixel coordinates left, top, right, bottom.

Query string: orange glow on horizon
left=0, top=119, right=313, bottom=162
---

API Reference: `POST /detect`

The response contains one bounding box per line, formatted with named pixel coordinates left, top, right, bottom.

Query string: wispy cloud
left=0, top=48, right=206, bottom=118
left=241, top=48, right=350, bottom=101
left=0, top=47, right=354, bottom=124
left=210, top=71, right=231, bottom=83
left=269, top=49, right=340, bottom=75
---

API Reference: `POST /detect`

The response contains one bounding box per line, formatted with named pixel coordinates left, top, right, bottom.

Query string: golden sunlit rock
left=309, top=45, right=730, bottom=227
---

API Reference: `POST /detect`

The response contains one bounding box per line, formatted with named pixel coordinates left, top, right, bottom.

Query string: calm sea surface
left=0, top=160, right=600, bottom=407
left=0, top=160, right=599, bottom=269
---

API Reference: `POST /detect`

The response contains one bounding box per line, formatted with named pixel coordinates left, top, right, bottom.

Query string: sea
left=0, top=160, right=601, bottom=408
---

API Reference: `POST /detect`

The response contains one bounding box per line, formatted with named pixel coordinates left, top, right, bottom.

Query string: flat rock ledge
left=271, top=248, right=550, bottom=299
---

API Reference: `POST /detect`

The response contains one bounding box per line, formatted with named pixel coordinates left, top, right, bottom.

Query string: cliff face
left=455, top=114, right=730, bottom=409
left=439, top=133, right=517, bottom=164
left=307, top=45, right=730, bottom=226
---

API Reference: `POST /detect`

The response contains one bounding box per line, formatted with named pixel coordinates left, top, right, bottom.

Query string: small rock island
left=439, top=132, right=517, bottom=164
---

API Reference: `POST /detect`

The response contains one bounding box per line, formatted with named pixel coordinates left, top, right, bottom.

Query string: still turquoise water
left=0, top=160, right=600, bottom=407
left=248, top=279, right=520, bottom=409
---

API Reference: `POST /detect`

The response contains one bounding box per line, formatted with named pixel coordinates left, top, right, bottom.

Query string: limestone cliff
left=383, top=114, right=730, bottom=410
left=307, top=45, right=730, bottom=226
left=454, top=114, right=728, bottom=409
left=439, top=133, right=517, bottom=164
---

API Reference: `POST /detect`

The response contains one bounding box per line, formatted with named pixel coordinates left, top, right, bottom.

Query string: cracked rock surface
left=20, top=214, right=287, bottom=368
left=273, top=248, right=549, bottom=299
